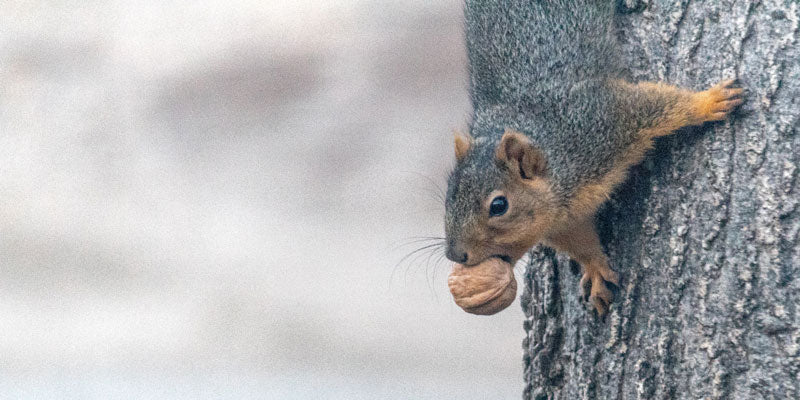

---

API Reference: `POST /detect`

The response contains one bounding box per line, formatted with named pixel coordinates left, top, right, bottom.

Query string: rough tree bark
left=522, top=1, right=800, bottom=399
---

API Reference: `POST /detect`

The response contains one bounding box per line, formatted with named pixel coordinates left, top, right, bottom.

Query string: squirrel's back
left=466, top=0, right=621, bottom=109
left=464, top=0, right=628, bottom=196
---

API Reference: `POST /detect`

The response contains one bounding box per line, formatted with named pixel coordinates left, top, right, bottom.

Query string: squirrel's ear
left=496, top=129, right=546, bottom=179
left=454, top=131, right=472, bottom=162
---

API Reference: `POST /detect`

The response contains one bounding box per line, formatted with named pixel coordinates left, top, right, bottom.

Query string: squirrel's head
left=444, top=129, right=561, bottom=266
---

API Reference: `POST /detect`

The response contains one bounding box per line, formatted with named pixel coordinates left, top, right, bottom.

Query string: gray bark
left=522, top=1, right=800, bottom=399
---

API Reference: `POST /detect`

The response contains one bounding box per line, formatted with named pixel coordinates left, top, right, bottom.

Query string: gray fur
left=446, top=0, right=636, bottom=239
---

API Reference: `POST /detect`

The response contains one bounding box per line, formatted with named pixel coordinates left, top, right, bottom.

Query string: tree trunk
left=522, top=1, right=800, bottom=399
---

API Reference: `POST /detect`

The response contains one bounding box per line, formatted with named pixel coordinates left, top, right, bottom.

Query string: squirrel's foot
left=692, top=79, right=744, bottom=123
left=579, top=264, right=619, bottom=316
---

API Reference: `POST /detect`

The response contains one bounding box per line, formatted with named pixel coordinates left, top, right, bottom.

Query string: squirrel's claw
left=694, top=78, right=745, bottom=122
left=589, top=294, right=609, bottom=316
left=589, top=277, right=613, bottom=316
left=579, top=273, right=590, bottom=301
left=579, top=263, right=619, bottom=316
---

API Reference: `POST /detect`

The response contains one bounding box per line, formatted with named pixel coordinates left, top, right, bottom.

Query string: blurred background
left=1, top=1, right=524, bottom=398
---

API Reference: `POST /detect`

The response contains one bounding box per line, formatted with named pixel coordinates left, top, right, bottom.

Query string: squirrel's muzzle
left=445, top=241, right=469, bottom=264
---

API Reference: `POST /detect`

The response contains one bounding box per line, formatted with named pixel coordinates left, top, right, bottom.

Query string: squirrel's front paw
left=692, top=79, right=744, bottom=123
left=579, top=264, right=619, bottom=316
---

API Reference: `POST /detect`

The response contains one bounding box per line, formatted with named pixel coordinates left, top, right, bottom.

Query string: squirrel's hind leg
left=544, top=219, right=619, bottom=316
left=612, top=79, right=744, bottom=139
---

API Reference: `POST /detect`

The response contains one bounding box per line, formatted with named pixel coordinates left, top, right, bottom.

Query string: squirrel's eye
left=489, top=196, right=508, bottom=217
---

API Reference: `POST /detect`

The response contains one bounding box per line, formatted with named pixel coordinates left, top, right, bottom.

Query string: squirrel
left=444, top=0, right=743, bottom=315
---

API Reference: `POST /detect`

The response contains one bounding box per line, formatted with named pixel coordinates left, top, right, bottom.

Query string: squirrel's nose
left=446, top=245, right=469, bottom=264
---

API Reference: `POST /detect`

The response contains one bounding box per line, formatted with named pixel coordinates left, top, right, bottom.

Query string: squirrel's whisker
left=390, top=236, right=445, bottom=253
left=402, top=170, right=447, bottom=206
left=391, top=242, right=445, bottom=287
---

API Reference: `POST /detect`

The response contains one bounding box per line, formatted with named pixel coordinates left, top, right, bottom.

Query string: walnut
left=447, top=258, right=517, bottom=315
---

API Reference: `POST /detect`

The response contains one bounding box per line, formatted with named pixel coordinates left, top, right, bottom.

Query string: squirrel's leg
left=564, top=79, right=743, bottom=224
left=544, top=218, right=619, bottom=316
left=615, top=79, right=744, bottom=138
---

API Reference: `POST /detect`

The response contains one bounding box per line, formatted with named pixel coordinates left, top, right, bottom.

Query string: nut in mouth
left=447, top=256, right=517, bottom=315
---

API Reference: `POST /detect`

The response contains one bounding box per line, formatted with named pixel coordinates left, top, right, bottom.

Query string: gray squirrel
left=444, top=0, right=743, bottom=315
